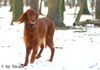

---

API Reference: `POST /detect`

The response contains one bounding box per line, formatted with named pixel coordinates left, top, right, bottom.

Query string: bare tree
left=95, top=0, right=100, bottom=19
left=47, top=0, right=65, bottom=28
left=11, top=0, right=23, bottom=24
left=74, top=0, right=90, bottom=24
left=30, top=0, right=39, bottom=13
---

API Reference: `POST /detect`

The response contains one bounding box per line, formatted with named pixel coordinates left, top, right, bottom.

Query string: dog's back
left=37, top=17, right=55, bottom=39
left=35, top=17, right=55, bottom=49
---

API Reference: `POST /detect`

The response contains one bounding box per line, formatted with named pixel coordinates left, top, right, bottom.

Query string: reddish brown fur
left=17, top=9, right=55, bottom=66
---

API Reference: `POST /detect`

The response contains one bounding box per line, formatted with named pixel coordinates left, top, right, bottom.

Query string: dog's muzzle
left=31, top=21, right=36, bottom=25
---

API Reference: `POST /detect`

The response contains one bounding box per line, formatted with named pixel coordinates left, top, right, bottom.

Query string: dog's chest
left=24, top=30, right=37, bottom=41
left=24, top=23, right=46, bottom=45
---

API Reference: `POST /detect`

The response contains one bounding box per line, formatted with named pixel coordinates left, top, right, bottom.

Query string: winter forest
left=1, top=0, right=100, bottom=70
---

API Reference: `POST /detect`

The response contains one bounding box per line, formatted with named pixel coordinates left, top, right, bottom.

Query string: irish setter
left=17, top=9, right=55, bottom=66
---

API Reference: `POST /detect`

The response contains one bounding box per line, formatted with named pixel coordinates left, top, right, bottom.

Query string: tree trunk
left=74, top=19, right=100, bottom=26
left=82, top=0, right=90, bottom=14
left=47, top=0, right=65, bottom=28
left=39, top=0, right=43, bottom=15
left=76, top=0, right=80, bottom=6
left=30, top=0, right=39, bottom=13
left=95, top=0, right=100, bottom=19
left=3, top=0, right=7, bottom=6
left=25, top=0, right=30, bottom=6
left=11, top=0, right=23, bottom=25
left=74, top=0, right=90, bottom=24
left=9, top=0, right=12, bottom=11
left=74, top=0, right=84, bottom=23
left=0, top=0, right=2, bottom=7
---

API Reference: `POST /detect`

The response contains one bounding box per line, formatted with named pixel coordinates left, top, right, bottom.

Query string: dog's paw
left=20, top=64, right=27, bottom=67
left=47, top=58, right=53, bottom=62
left=36, top=55, right=41, bottom=59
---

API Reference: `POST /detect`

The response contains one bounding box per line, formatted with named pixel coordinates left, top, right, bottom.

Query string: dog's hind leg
left=46, top=37, right=55, bottom=62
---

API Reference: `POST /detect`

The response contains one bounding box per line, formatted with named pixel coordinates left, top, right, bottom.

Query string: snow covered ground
left=0, top=6, right=100, bottom=70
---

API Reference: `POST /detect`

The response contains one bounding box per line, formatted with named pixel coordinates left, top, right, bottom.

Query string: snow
left=0, top=6, right=100, bottom=70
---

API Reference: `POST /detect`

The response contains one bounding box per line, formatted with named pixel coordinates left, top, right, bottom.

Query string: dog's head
left=17, top=9, right=38, bottom=24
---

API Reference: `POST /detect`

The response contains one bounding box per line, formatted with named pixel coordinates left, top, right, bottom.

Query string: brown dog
left=17, top=9, right=55, bottom=66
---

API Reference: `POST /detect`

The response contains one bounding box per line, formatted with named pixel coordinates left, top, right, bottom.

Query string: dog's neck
left=24, top=23, right=35, bottom=31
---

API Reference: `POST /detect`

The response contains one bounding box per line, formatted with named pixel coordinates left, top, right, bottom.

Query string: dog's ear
left=17, top=12, right=27, bottom=23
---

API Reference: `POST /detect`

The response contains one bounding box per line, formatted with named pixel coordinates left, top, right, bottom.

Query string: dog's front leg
left=30, top=44, right=38, bottom=64
left=36, top=43, right=44, bottom=59
left=21, top=46, right=31, bottom=66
